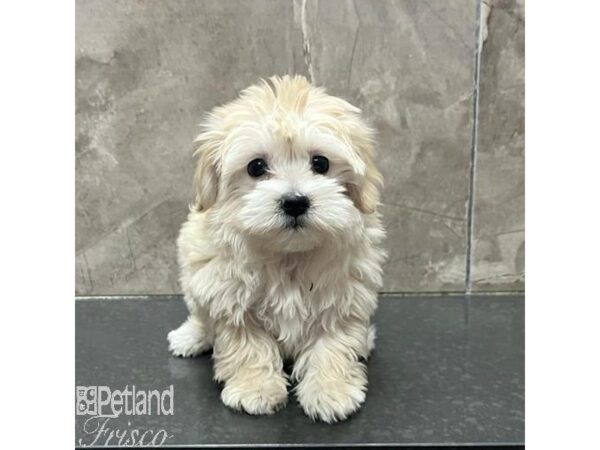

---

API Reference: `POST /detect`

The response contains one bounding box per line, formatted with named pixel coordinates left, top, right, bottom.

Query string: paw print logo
left=76, top=386, right=97, bottom=416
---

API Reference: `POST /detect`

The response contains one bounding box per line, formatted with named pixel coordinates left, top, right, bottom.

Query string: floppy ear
left=345, top=122, right=383, bottom=214
left=192, top=128, right=222, bottom=211
left=346, top=157, right=383, bottom=214
left=348, top=159, right=383, bottom=214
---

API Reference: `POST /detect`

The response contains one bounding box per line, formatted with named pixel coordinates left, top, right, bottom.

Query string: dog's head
left=192, top=75, right=382, bottom=253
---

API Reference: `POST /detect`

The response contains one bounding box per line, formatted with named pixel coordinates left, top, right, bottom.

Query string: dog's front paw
left=221, top=370, right=288, bottom=415
left=297, top=363, right=367, bottom=423
left=167, top=318, right=211, bottom=357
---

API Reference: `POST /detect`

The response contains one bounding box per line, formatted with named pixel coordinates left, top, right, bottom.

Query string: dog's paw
left=167, top=318, right=211, bottom=357
left=297, top=363, right=367, bottom=423
left=221, top=370, right=288, bottom=415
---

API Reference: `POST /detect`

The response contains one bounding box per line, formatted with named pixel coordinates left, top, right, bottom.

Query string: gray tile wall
left=469, top=0, right=525, bottom=291
left=76, top=0, right=524, bottom=295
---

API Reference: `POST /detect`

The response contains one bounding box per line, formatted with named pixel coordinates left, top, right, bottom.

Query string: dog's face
left=193, top=76, right=382, bottom=253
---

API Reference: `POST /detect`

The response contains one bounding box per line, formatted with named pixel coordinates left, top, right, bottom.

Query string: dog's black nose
left=281, top=194, right=310, bottom=218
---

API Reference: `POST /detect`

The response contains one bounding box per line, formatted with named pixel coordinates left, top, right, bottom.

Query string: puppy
left=168, top=75, right=385, bottom=423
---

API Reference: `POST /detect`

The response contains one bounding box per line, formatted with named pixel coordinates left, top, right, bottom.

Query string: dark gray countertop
left=75, top=295, right=524, bottom=448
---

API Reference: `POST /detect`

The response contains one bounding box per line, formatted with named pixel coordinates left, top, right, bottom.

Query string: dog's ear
left=345, top=122, right=383, bottom=215
left=347, top=158, right=383, bottom=214
left=192, top=127, right=223, bottom=211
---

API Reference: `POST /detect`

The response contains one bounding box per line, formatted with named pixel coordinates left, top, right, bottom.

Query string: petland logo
left=76, top=385, right=174, bottom=447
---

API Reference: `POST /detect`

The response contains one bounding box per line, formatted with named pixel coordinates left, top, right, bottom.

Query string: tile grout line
left=75, top=291, right=525, bottom=301
left=300, top=0, right=315, bottom=83
left=465, top=0, right=484, bottom=295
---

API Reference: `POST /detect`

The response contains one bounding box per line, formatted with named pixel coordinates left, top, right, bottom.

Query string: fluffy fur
left=167, top=75, right=386, bottom=422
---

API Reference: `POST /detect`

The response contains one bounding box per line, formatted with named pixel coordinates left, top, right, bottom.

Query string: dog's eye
left=247, top=158, right=268, bottom=177
left=311, top=155, right=329, bottom=174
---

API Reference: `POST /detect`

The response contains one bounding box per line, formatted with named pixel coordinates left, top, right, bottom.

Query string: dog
left=167, top=75, right=386, bottom=423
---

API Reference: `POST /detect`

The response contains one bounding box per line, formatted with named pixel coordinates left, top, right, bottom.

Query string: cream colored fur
left=167, top=75, right=386, bottom=422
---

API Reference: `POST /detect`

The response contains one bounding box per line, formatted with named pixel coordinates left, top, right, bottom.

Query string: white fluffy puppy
left=168, top=75, right=386, bottom=423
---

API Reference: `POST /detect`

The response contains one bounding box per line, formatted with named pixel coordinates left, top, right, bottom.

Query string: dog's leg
left=213, top=318, right=288, bottom=415
left=293, top=318, right=372, bottom=423
left=167, top=308, right=212, bottom=357
left=366, top=324, right=377, bottom=357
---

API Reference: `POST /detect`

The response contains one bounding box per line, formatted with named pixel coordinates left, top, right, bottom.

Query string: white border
left=1, top=1, right=74, bottom=448
left=527, top=1, right=600, bottom=449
